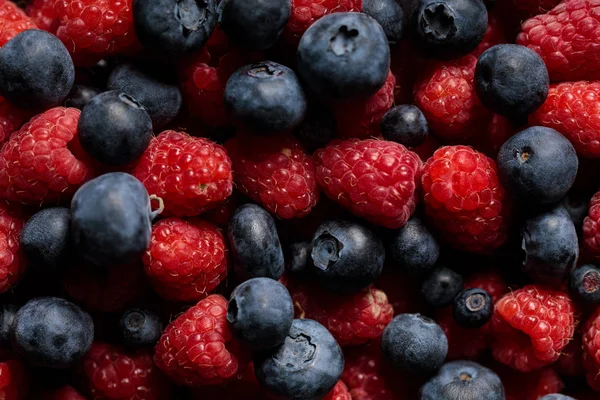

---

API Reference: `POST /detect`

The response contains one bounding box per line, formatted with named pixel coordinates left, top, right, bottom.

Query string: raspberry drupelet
left=0, top=0, right=37, bottom=47
left=25, top=0, right=57, bottom=32
left=0, top=201, right=23, bottom=295
left=583, top=189, right=600, bottom=260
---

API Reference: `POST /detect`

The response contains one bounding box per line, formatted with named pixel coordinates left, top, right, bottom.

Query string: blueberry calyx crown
left=312, top=232, right=343, bottom=270
left=329, top=25, right=359, bottom=56
left=421, top=3, right=456, bottom=40
left=176, top=0, right=207, bottom=35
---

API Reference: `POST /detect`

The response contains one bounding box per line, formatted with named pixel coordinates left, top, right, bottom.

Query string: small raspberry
left=154, top=294, right=249, bottom=386
left=25, top=0, right=57, bottom=32
left=0, top=0, right=37, bottom=47
left=471, top=14, right=507, bottom=57
left=490, top=285, right=576, bottom=372
left=0, top=201, right=24, bottom=294
left=314, top=138, right=422, bottom=229
left=0, top=359, right=28, bottom=400
left=324, top=381, right=352, bottom=400
left=583, top=189, right=600, bottom=260
left=226, top=134, right=319, bottom=219
left=421, top=146, right=510, bottom=253
left=133, top=130, right=233, bottom=217
left=498, top=365, right=565, bottom=400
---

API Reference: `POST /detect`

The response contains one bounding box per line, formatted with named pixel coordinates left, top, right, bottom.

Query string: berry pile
left=0, top=0, right=596, bottom=398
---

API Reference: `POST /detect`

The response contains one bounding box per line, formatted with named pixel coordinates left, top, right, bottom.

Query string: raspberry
left=421, top=146, right=510, bottom=253
left=133, top=130, right=233, bottom=217
left=583, top=189, right=600, bottom=260
left=490, top=285, right=576, bottom=372
left=375, top=270, right=425, bottom=316
left=25, top=0, right=57, bottom=32
left=0, top=359, right=27, bottom=400
left=154, top=294, right=249, bottom=386
left=436, top=306, right=489, bottom=360
left=414, top=55, right=491, bottom=142
left=314, top=138, right=422, bottom=229
left=529, top=82, right=600, bottom=158
left=226, top=134, right=319, bottom=219
left=332, top=71, right=395, bottom=139
left=0, top=201, right=24, bottom=294
left=498, top=365, right=565, bottom=400
left=582, top=307, right=600, bottom=390
left=471, top=14, right=507, bottom=58
left=0, top=0, right=37, bottom=47
left=324, top=381, right=352, bottom=400
left=84, top=342, right=170, bottom=400
left=516, top=0, right=600, bottom=82
left=143, top=218, right=228, bottom=302
left=465, top=270, right=509, bottom=304
left=0, top=96, right=31, bottom=148
left=43, top=386, right=86, bottom=400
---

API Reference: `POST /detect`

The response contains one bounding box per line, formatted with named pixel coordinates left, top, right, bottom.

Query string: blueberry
left=228, top=204, right=284, bottom=280
left=362, top=0, right=404, bottom=43
left=295, top=107, right=337, bottom=152
left=11, top=297, right=94, bottom=368
left=452, top=288, right=493, bottom=329
left=107, top=63, right=182, bottom=129
left=475, top=44, right=549, bottom=121
left=133, top=0, right=217, bottom=56
left=561, top=192, right=590, bottom=232
left=388, top=217, right=439, bottom=275
left=421, top=266, right=463, bottom=308
left=570, top=265, right=600, bottom=305
left=227, top=278, right=294, bottom=350
left=218, top=0, right=291, bottom=50
left=71, top=173, right=160, bottom=269
left=0, top=305, right=18, bottom=342
left=382, top=313, right=448, bottom=373
left=119, top=309, right=163, bottom=347
left=20, top=207, right=71, bottom=270
left=297, top=12, right=390, bottom=99
left=420, top=360, right=505, bottom=400
left=522, top=205, right=578, bottom=286
left=285, top=241, right=312, bottom=276
left=311, top=219, right=385, bottom=294
left=0, top=30, right=74, bottom=110
left=224, top=61, right=307, bottom=133
left=64, top=85, right=102, bottom=110
left=254, top=318, right=344, bottom=400
left=410, top=0, right=488, bottom=59
left=78, top=91, right=153, bottom=166
left=538, top=395, right=576, bottom=400
left=381, top=105, right=429, bottom=147
left=497, top=126, right=578, bottom=205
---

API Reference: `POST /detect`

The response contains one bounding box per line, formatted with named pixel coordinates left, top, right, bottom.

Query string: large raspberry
left=0, top=202, right=24, bottom=294
left=25, top=0, right=57, bottom=32
left=133, top=130, right=233, bottom=217
left=0, top=0, right=37, bottom=47
left=582, top=306, right=600, bottom=390
left=490, top=285, right=576, bottom=372
left=583, top=189, right=600, bottom=260
left=314, top=139, right=422, bottom=229
left=517, top=0, right=600, bottom=82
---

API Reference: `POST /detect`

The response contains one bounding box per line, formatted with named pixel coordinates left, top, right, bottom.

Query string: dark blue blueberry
left=522, top=205, right=578, bottom=286
left=297, top=12, right=390, bottom=99
left=119, top=309, right=163, bottom=347
left=362, top=0, right=404, bottom=43
left=388, top=216, right=439, bottom=275
left=11, top=297, right=93, bottom=368
left=285, top=241, right=312, bottom=277
left=497, top=126, right=578, bottom=205
left=538, top=395, right=576, bottom=400
left=107, top=63, right=182, bottom=129
left=382, top=313, right=448, bottom=373
left=71, top=173, right=160, bottom=269
left=20, top=207, right=71, bottom=271
left=228, top=204, right=284, bottom=280
left=381, top=105, right=429, bottom=147
left=452, top=288, right=493, bottom=329
left=78, top=91, right=153, bottom=166
left=225, top=61, right=307, bottom=133
left=570, top=265, right=600, bottom=305
left=227, top=278, right=294, bottom=350
left=133, top=0, right=217, bottom=57
left=410, top=0, right=488, bottom=59
left=64, top=85, right=103, bottom=110
left=421, top=266, right=463, bottom=308
left=311, top=219, right=385, bottom=294
left=561, top=192, right=590, bottom=233
left=475, top=44, right=549, bottom=121
left=420, top=360, right=505, bottom=400
left=295, top=106, right=337, bottom=152
left=0, top=30, right=74, bottom=110
left=254, top=318, right=344, bottom=400
left=218, top=0, right=290, bottom=50
left=0, top=305, right=18, bottom=342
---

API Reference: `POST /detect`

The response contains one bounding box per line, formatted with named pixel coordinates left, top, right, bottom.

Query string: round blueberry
left=570, top=265, right=600, bottom=305
left=20, top=207, right=71, bottom=270
left=388, top=217, right=439, bottom=276
left=452, top=288, right=493, bottom=329
left=421, top=266, right=463, bottom=308
left=285, top=241, right=312, bottom=277
left=381, top=105, right=429, bottom=147
left=362, top=0, right=404, bottom=43
left=0, top=305, right=18, bottom=343
left=64, top=85, right=102, bottom=110
left=538, top=395, right=576, bottom=400
left=561, top=192, right=590, bottom=233
left=119, top=309, right=163, bottom=347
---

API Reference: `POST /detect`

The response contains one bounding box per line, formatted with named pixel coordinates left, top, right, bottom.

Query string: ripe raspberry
left=465, top=270, right=509, bottom=304
left=471, top=14, right=507, bottom=57
left=332, top=71, right=395, bottom=139
left=133, top=130, right=233, bottom=217
left=314, top=139, right=422, bottom=229
left=490, top=285, right=576, bottom=372
left=226, top=134, right=319, bottom=219
left=154, top=294, right=249, bottom=386
left=0, top=201, right=24, bottom=294
left=324, top=381, right=352, bottom=400
left=0, top=96, right=31, bottom=148
left=42, top=386, right=86, bottom=400
left=0, top=359, right=27, bottom=400
left=421, top=146, right=510, bottom=253
left=84, top=342, right=170, bottom=400
left=517, top=0, right=600, bottom=82
left=435, top=307, right=489, bottom=360
left=583, top=189, right=600, bottom=260
left=414, top=55, right=491, bottom=142
left=498, top=365, right=564, bottom=400
left=143, top=218, right=228, bottom=302
left=529, top=82, right=600, bottom=158
left=0, top=0, right=37, bottom=47
left=25, top=0, right=57, bottom=32
left=582, top=307, right=600, bottom=390
left=0, top=107, right=92, bottom=205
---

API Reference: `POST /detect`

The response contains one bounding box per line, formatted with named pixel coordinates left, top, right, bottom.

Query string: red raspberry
left=0, top=107, right=92, bottom=205
left=42, top=386, right=86, bottom=400
left=84, top=342, right=170, bottom=400
left=324, top=381, right=352, bottom=400
left=375, top=270, right=425, bottom=316
left=436, top=306, right=489, bottom=360
left=583, top=189, right=600, bottom=260
left=332, top=71, right=395, bottom=139
left=421, top=146, right=510, bottom=253
left=517, top=0, right=600, bottom=82
left=490, top=285, right=576, bottom=372
left=414, top=55, right=491, bottom=142
left=154, top=294, right=249, bottom=386
left=226, top=134, right=319, bottom=219
left=0, top=201, right=24, bottom=294
left=0, top=0, right=37, bottom=47
left=314, top=139, right=422, bottom=229
left=529, top=81, right=600, bottom=158
left=582, top=307, right=600, bottom=390
left=465, top=270, right=509, bottom=304
left=133, top=130, right=233, bottom=217
left=26, top=0, right=57, bottom=32
left=143, top=218, right=228, bottom=302
left=0, top=96, right=31, bottom=148
left=471, top=14, right=507, bottom=57
left=0, top=359, right=28, bottom=400
left=498, top=365, right=565, bottom=400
